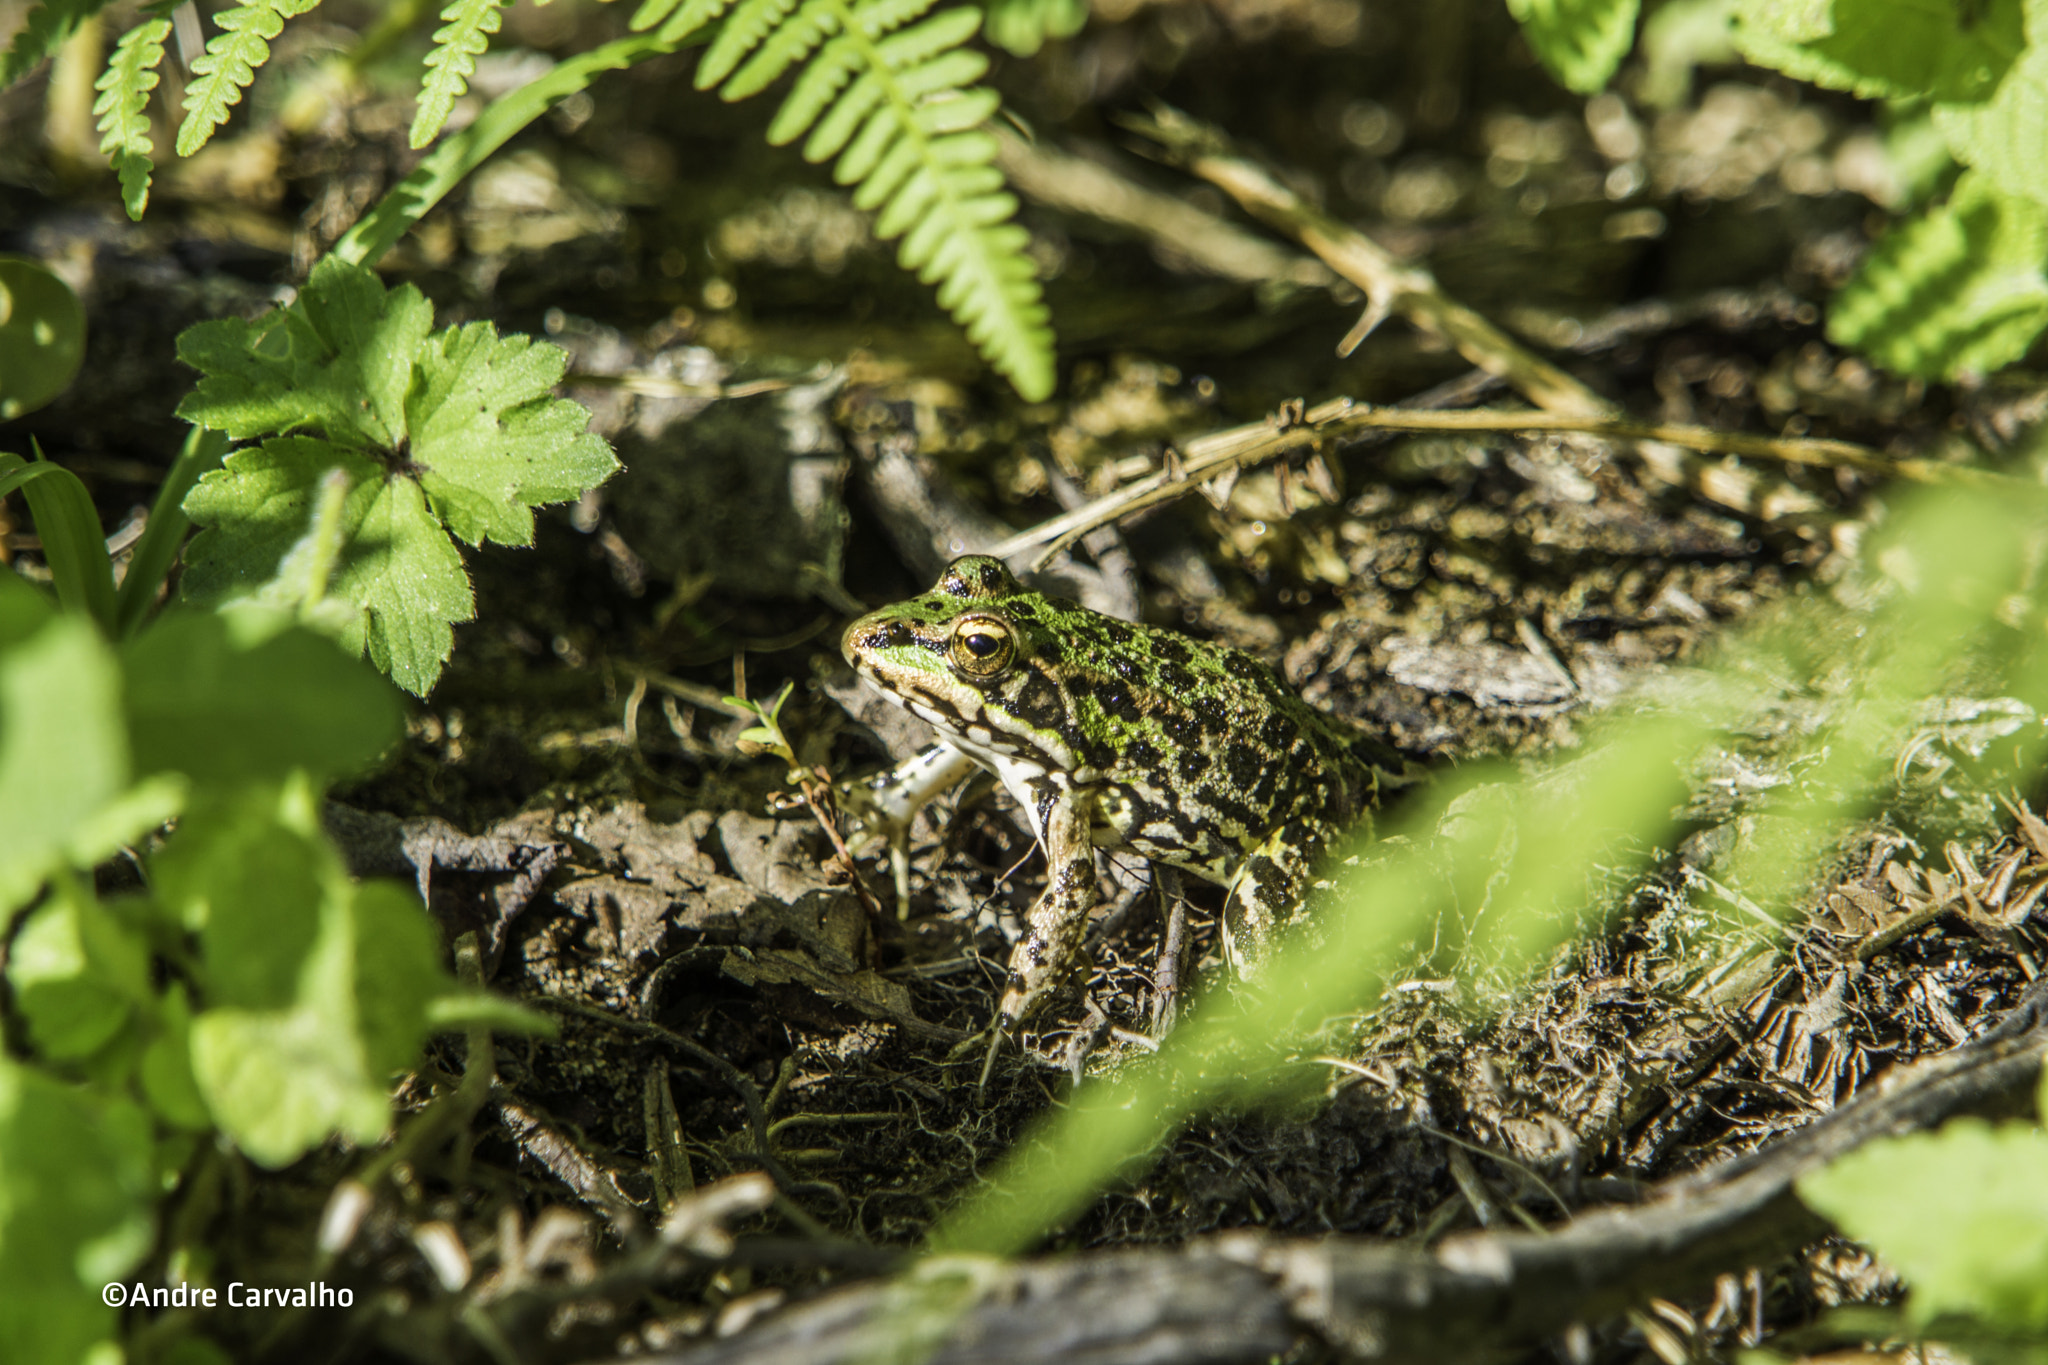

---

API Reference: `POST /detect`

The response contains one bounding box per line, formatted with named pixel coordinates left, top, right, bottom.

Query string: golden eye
left=948, top=614, right=1015, bottom=678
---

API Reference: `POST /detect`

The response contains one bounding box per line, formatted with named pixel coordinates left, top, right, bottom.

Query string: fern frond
left=176, top=0, right=323, bottom=157
left=629, top=0, right=729, bottom=41
left=92, top=16, right=171, bottom=219
left=704, top=0, right=1054, bottom=397
left=1, top=0, right=118, bottom=88
left=410, top=0, right=505, bottom=147
left=698, top=0, right=807, bottom=87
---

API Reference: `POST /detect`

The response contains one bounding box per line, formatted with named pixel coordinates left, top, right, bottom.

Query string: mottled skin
left=842, top=555, right=1416, bottom=1032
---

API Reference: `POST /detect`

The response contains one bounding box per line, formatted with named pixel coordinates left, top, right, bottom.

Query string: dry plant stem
left=1131, top=109, right=1610, bottom=418
left=987, top=397, right=1975, bottom=568
left=647, top=973, right=2048, bottom=1365
left=992, top=129, right=1336, bottom=293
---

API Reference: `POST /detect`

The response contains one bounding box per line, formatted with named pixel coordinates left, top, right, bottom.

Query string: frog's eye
left=948, top=615, right=1016, bottom=678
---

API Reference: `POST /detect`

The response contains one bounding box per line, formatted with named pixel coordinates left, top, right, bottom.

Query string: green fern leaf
left=2, top=0, right=119, bottom=88
left=629, top=0, right=727, bottom=39
left=705, top=0, right=1054, bottom=398
left=93, top=16, right=170, bottom=220
left=176, top=0, right=324, bottom=157
left=1506, top=0, right=1640, bottom=93
left=1829, top=169, right=2048, bottom=380
left=726, top=0, right=845, bottom=98
left=410, top=0, right=506, bottom=147
left=698, top=0, right=804, bottom=86
left=772, top=35, right=866, bottom=142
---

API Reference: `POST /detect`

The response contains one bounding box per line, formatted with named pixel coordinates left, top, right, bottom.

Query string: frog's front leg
left=841, top=743, right=982, bottom=917
left=994, top=783, right=1101, bottom=1032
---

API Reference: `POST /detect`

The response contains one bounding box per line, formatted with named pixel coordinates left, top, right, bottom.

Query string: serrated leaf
left=176, top=264, right=430, bottom=451
left=406, top=320, right=619, bottom=547
left=411, top=0, right=505, bottom=148
left=1829, top=169, right=2048, bottom=379
left=176, top=0, right=326, bottom=157
left=175, top=261, right=613, bottom=694
left=1932, top=38, right=2048, bottom=204
left=1, top=0, right=120, bottom=87
left=1799, top=1119, right=2048, bottom=1329
left=726, top=0, right=843, bottom=98
left=1509, top=0, right=1641, bottom=92
left=1734, top=0, right=2024, bottom=101
left=182, top=438, right=475, bottom=695
left=93, top=17, right=170, bottom=220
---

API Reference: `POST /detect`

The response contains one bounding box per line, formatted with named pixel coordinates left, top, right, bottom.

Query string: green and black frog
left=842, top=554, right=1418, bottom=1033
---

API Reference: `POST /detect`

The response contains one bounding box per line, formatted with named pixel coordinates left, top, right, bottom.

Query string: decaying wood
left=650, top=974, right=2048, bottom=1365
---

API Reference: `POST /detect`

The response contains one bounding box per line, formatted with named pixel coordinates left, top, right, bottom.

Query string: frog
left=841, top=554, right=1420, bottom=1035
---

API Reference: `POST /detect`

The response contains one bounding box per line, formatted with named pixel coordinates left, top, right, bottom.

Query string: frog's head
left=842, top=556, right=1075, bottom=769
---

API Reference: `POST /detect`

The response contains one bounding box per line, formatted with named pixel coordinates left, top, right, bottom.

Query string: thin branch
left=984, top=397, right=2011, bottom=569
left=1124, top=104, right=1612, bottom=419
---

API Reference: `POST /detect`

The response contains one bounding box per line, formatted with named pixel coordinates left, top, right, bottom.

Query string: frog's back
left=994, top=601, right=1373, bottom=875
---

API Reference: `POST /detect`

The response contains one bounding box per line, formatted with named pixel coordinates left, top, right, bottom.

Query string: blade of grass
left=115, top=425, right=229, bottom=638
left=0, top=450, right=117, bottom=631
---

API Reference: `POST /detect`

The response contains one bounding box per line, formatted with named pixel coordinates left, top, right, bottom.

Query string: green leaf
left=177, top=258, right=432, bottom=449
left=0, top=255, right=88, bottom=420
left=406, top=321, right=619, bottom=547
left=0, top=1057, right=154, bottom=1364
left=1829, top=169, right=2048, bottom=378
left=0, top=577, right=178, bottom=916
left=411, top=0, right=505, bottom=148
left=176, top=0, right=325, bottom=157
left=165, top=781, right=451, bottom=1167
left=175, top=261, right=614, bottom=693
left=0, top=452, right=115, bottom=628
left=141, top=982, right=213, bottom=1130
left=1507, top=0, right=1642, bottom=94
left=5, top=876, right=151, bottom=1061
left=982, top=0, right=1086, bottom=56
left=1932, top=39, right=2048, bottom=204
left=1, top=0, right=120, bottom=87
left=1799, top=1118, right=2048, bottom=1329
left=123, top=609, right=403, bottom=788
left=1734, top=0, right=2025, bottom=102
left=94, top=16, right=171, bottom=219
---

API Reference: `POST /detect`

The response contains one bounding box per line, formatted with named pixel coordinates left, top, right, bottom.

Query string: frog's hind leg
left=1220, top=827, right=1320, bottom=978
